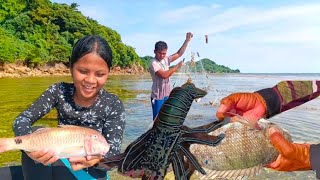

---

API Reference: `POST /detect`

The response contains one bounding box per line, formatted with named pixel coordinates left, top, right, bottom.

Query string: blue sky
left=51, top=0, right=320, bottom=73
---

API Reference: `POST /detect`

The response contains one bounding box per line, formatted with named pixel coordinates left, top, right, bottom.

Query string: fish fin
left=227, top=112, right=261, bottom=130
left=32, top=127, right=50, bottom=133
left=0, top=138, right=16, bottom=153
left=57, top=125, right=79, bottom=128
left=197, top=165, right=263, bottom=179
left=295, top=141, right=317, bottom=144
left=58, top=146, right=86, bottom=157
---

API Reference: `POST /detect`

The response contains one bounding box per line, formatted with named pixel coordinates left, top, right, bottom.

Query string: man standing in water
left=149, top=32, right=193, bottom=120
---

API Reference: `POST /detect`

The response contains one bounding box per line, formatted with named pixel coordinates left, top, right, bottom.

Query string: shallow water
left=0, top=73, right=319, bottom=179
left=122, top=73, right=320, bottom=179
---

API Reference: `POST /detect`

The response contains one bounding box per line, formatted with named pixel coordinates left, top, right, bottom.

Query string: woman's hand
left=216, top=92, right=267, bottom=122
left=266, top=127, right=311, bottom=171
left=68, top=155, right=103, bottom=171
left=26, top=149, right=60, bottom=165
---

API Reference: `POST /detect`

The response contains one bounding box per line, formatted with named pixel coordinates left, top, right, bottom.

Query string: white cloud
left=77, top=5, right=109, bottom=21
left=257, top=26, right=320, bottom=44
left=54, top=0, right=320, bottom=73
left=210, top=3, right=222, bottom=9
left=182, top=3, right=320, bottom=36
left=161, top=5, right=204, bottom=23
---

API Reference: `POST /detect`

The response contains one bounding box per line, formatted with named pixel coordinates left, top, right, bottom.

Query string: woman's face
left=71, top=53, right=109, bottom=106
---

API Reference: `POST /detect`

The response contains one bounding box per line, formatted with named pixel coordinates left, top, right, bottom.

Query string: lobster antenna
left=187, top=78, right=192, bottom=84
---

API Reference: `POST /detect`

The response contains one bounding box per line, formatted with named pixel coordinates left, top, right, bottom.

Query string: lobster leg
left=96, top=153, right=126, bottom=170
left=181, top=132, right=225, bottom=146
left=182, top=120, right=224, bottom=134
left=178, top=144, right=207, bottom=175
left=172, top=152, right=189, bottom=180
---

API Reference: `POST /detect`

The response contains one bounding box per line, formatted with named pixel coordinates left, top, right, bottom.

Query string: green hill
left=0, top=0, right=240, bottom=73
left=0, top=0, right=141, bottom=68
left=139, top=56, right=239, bottom=73
left=190, top=58, right=240, bottom=73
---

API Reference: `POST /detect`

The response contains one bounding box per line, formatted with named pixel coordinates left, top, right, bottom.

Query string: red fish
left=0, top=125, right=110, bottom=157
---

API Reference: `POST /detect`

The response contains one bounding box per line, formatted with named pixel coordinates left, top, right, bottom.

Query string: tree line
left=0, top=0, right=239, bottom=73
left=0, top=0, right=142, bottom=68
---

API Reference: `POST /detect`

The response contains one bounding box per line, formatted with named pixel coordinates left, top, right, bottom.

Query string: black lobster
left=98, top=80, right=225, bottom=180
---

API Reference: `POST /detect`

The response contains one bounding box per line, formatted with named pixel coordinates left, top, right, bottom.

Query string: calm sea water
left=0, top=73, right=319, bottom=179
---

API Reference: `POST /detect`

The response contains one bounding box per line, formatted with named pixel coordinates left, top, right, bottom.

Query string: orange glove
left=267, top=127, right=311, bottom=171
left=216, top=93, right=267, bottom=121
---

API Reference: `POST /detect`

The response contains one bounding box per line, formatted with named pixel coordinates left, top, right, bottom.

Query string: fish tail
left=0, top=138, right=16, bottom=153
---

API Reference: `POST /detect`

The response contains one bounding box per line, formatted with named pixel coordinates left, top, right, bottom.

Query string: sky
left=51, top=0, right=320, bottom=73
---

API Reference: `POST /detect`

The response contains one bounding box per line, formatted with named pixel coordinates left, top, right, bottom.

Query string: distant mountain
left=189, top=58, right=240, bottom=73
left=140, top=56, right=240, bottom=73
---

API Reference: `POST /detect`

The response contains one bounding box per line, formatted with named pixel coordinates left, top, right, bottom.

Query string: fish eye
left=92, top=135, right=98, bottom=139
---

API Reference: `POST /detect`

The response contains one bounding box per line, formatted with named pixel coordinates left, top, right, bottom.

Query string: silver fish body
left=0, top=125, right=110, bottom=157
left=190, top=119, right=292, bottom=179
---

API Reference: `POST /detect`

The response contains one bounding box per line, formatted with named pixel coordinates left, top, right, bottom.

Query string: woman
left=13, top=35, right=126, bottom=180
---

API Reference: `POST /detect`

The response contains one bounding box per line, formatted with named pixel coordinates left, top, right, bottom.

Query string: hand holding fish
left=217, top=92, right=313, bottom=173
left=26, top=149, right=59, bottom=166
left=267, top=127, right=312, bottom=171
left=69, top=155, right=103, bottom=171
left=216, top=92, right=267, bottom=122
left=0, top=125, right=110, bottom=165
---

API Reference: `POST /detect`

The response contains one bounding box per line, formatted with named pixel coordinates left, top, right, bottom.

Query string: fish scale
left=99, top=79, right=226, bottom=180
left=0, top=125, right=110, bottom=158
left=190, top=119, right=292, bottom=179
left=19, top=129, right=84, bottom=151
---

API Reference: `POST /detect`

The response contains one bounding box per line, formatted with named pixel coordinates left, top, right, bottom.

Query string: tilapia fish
left=0, top=125, right=110, bottom=157
left=190, top=118, right=292, bottom=179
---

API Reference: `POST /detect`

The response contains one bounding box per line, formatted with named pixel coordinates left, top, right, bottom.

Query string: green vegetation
left=190, top=58, right=240, bottom=73
left=0, top=75, right=145, bottom=167
left=0, top=0, right=143, bottom=68
left=140, top=55, right=153, bottom=70
left=144, top=55, right=239, bottom=73
left=0, top=0, right=239, bottom=73
left=178, top=58, right=239, bottom=73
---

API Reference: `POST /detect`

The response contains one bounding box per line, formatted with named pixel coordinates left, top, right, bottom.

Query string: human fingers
left=186, top=32, right=193, bottom=40
left=26, top=149, right=47, bottom=161
left=70, top=157, right=101, bottom=171
left=242, top=108, right=265, bottom=121
left=69, top=157, right=87, bottom=171
left=27, top=149, right=56, bottom=165
left=37, top=150, right=56, bottom=165
left=269, top=127, right=293, bottom=157
left=177, top=61, right=184, bottom=68
left=70, top=161, right=85, bottom=171
left=216, top=96, right=235, bottom=120
left=86, top=155, right=102, bottom=161
left=266, top=154, right=281, bottom=168
left=43, top=155, right=60, bottom=166
left=69, top=156, right=86, bottom=163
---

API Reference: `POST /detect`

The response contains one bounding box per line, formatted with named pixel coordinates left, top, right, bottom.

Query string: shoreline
left=0, top=63, right=147, bottom=78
